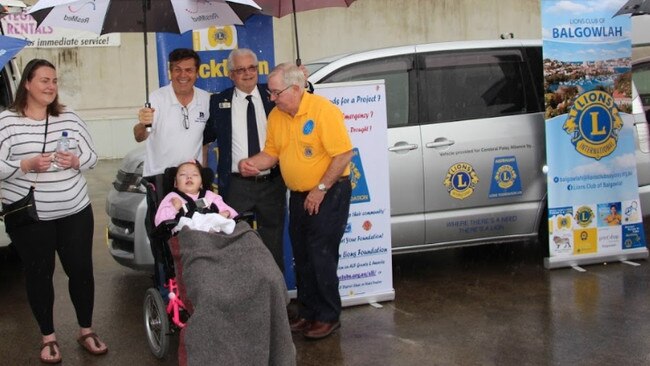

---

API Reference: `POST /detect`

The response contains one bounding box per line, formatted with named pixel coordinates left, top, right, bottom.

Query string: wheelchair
left=141, top=165, right=256, bottom=359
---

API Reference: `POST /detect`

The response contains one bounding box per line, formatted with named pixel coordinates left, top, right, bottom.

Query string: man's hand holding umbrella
left=135, top=106, right=155, bottom=142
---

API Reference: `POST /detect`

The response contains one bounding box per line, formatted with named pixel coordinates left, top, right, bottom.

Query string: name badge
left=219, top=102, right=231, bottom=109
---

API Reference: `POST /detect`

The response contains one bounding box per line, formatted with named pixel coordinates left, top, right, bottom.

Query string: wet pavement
left=2, top=159, right=650, bottom=365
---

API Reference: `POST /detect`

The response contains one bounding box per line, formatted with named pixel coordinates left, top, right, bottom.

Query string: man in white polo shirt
left=134, top=48, right=210, bottom=180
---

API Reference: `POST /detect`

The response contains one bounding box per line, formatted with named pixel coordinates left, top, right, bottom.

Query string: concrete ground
left=2, top=159, right=650, bottom=365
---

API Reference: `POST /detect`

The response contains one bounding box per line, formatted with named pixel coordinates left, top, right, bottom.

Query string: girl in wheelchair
left=145, top=160, right=294, bottom=365
left=154, top=160, right=237, bottom=227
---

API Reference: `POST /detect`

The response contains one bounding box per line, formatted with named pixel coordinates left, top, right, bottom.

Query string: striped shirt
left=0, top=109, right=98, bottom=220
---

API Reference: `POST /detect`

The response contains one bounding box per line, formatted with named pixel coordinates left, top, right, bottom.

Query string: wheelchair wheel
left=143, top=287, right=170, bottom=359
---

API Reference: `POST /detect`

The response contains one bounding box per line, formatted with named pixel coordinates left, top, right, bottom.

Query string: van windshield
left=305, top=62, right=328, bottom=77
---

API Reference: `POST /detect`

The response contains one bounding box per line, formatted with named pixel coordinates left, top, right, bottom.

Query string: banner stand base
left=287, top=289, right=396, bottom=308
left=342, top=290, right=395, bottom=308
left=544, top=247, right=649, bottom=269
left=571, top=265, right=586, bottom=272
left=621, top=260, right=641, bottom=267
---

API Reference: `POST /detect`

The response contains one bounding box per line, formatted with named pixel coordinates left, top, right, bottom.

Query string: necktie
left=246, top=95, right=260, bottom=156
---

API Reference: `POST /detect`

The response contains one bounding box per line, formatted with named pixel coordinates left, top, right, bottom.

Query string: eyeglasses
left=266, top=85, right=292, bottom=98
left=181, top=106, right=189, bottom=129
left=231, top=65, right=258, bottom=75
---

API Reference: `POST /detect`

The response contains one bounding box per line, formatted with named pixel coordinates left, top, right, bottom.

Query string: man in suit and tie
left=203, top=48, right=287, bottom=272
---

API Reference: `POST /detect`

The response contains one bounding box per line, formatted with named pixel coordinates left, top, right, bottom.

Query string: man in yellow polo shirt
left=239, top=62, right=353, bottom=340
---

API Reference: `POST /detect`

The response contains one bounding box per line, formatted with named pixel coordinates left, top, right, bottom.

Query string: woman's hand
left=21, top=154, right=53, bottom=173
left=53, top=151, right=80, bottom=170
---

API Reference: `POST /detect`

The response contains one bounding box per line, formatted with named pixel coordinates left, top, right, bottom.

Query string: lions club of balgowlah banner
left=542, top=0, right=648, bottom=269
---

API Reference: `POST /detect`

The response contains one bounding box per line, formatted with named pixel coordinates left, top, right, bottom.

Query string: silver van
left=105, top=39, right=650, bottom=269
left=308, top=38, right=650, bottom=253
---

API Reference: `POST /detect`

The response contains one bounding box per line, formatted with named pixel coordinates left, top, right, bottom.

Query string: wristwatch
left=317, top=183, right=328, bottom=192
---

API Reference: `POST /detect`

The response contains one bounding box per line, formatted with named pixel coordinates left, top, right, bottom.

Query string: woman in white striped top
left=0, top=59, right=105, bottom=364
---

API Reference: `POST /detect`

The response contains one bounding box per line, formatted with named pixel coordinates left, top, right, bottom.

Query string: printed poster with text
left=542, top=0, right=647, bottom=269
left=315, top=80, right=394, bottom=306
left=1, top=13, right=120, bottom=48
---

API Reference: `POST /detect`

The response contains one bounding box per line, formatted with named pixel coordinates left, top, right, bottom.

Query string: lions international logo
left=193, top=26, right=237, bottom=51
left=557, top=214, right=572, bottom=229
left=624, top=238, right=633, bottom=248
left=494, top=164, right=517, bottom=189
left=211, top=27, right=234, bottom=47
left=443, top=162, right=479, bottom=200
left=562, top=90, right=622, bottom=160
left=574, top=206, right=594, bottom=228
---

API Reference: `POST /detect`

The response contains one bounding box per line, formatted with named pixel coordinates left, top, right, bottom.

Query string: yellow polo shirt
left=264, top=92, right=352, bottom=192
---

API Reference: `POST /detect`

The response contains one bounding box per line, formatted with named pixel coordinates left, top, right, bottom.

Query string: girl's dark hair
left=11, top=58, right=65, bottom=117
left=177, top=159, right=203, bottom=173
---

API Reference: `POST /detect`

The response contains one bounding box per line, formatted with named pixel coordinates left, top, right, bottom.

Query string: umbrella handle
left=144, top=102, right=152, bottom=133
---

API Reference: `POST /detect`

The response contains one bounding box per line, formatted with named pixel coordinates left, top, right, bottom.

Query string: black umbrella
left=28, top=0, right=261, bottom=104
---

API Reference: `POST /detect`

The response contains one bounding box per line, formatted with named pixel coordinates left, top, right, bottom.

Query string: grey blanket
left=179, top=222, right=295, bottom=366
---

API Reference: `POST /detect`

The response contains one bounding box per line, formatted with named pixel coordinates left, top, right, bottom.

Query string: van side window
left=524, top=46, right=545, bottom=112
left=320, top=56, right=415, bottom=128
left=418, top=49, right=530, bottom=124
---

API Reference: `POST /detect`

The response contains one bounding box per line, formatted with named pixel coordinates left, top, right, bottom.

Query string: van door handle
left=388, top=143, right=418, bottom=152
left=425, top=140, right=455, bottom=148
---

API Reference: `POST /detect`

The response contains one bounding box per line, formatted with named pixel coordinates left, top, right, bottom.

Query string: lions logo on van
left=494, top=164, right=517, bottom=189
left=443, top=162, right=479, bottom=200
left=562, top=90, right=622, bottom=160
left=574, top=206, right=594, bottom=228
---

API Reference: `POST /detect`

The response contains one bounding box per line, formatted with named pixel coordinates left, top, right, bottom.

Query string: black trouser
left=9, top=205, right=95, bottom=335
left=289, top=178, right=351, bottom=323
left=227, top=173, right=287, bottom=273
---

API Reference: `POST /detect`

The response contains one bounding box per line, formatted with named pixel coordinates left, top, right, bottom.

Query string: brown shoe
left=289, top=318, right=312, bottom=333
left=303, top=320, right=341, bottom=339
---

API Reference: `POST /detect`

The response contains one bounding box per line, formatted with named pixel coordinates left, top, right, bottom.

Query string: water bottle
left=52, top=131, right=69, bottom=170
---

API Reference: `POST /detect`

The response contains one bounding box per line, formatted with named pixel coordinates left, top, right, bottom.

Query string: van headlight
left=112, top=169, right=145, bottom=193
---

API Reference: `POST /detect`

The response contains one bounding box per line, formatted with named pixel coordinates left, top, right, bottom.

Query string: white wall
left=15, top=0, right=543, bottom=159
left=273, top=0, right=542, bottom=65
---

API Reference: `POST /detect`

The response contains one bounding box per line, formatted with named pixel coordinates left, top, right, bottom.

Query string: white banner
left=1, top=13, right=119, bottom=48
left=315, top=80, right=395, bottom=306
